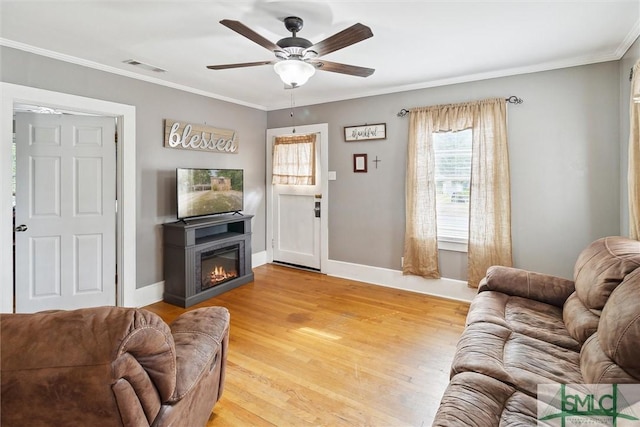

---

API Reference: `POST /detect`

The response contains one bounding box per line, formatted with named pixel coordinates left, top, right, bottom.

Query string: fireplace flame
left=209, top=265, right=238, bottom=285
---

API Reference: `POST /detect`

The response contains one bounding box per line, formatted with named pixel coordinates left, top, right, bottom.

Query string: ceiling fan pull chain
left=290, top=92, right=296, bottom=133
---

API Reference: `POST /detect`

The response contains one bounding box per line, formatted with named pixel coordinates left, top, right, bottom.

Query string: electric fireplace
left=162, top=214, right=254, bottom=307
left=198, top=244, right=241, bottom=292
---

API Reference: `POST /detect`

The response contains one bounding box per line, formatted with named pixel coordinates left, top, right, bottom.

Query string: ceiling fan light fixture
left=274, top=59, right=316, bottom=88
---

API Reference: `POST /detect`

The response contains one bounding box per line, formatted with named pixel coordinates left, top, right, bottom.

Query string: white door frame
left=0, top=82, right=136, bottom=312
left=266, top=123, right=329, bottom=272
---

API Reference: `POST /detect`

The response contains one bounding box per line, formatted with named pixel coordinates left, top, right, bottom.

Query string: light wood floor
left=145, top=264, right=470, bottom=426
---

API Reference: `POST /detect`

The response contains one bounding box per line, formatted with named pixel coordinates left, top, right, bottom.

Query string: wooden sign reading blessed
left=164, top=119, right=238, bottom=154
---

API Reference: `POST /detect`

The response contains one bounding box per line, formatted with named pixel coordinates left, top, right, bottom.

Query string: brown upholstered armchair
left=1, top=306, right=229, bottom=427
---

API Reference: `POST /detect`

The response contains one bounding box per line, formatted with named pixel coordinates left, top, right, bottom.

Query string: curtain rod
left=396, top=96, right=524, bottom=118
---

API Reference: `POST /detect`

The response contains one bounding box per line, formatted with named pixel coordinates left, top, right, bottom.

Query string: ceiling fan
left=207, top=16, right=374, bottom=88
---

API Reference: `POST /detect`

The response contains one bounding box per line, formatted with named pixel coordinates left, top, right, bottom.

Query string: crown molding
left=616, top=19, right=640, bottom=58
left=266, top=49, right=639, bottom=111
left=3, top=17, right=639, bottom=113
left=0, top=38, right=267, bottom=111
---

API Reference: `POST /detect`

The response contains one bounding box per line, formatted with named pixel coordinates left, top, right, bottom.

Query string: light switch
left=328, top=171, right=337, bottom=181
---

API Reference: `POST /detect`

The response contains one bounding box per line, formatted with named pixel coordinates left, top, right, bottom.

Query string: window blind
left=433, top=129, right=472, bottom=242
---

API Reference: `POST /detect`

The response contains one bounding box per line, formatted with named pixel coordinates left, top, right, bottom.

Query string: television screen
left=176, top=168, right=243, bottom=220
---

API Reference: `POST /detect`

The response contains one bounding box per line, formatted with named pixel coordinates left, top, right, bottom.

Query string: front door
left=272, top=178, right=321, bottom=270
left=269, top=131, right=322, bottom=270
left=14, top=113, right=116, bottom=312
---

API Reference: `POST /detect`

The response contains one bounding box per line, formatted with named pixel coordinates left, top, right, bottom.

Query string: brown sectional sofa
left=433, top=236, right=640, bottom=426
left=1, top=306, right=230, bottom=427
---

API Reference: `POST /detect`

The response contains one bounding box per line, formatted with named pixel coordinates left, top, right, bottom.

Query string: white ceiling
left=1, top=1, right=639, bottom=111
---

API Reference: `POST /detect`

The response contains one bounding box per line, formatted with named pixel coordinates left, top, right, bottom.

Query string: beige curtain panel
left=272, top=134, right=316, bottom=185
left=467, top=99, right=512, bottom=287
left=629, top=59, right=640, bottom=240
left=404, top=98, right=512, bottom=286
left=404, top=108, right=440, bottom=278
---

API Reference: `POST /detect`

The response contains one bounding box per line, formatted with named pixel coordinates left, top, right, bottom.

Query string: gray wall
left=619, top=38, right=640, bottom=236
left=1, top=46, right=267, bottom=289
left=268, top=61, right=622, bottom=280
left=3, top=42, right=632, bottom=287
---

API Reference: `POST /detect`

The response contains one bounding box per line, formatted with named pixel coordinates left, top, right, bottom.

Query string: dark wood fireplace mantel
left=162, top=214, right=254, bottom=307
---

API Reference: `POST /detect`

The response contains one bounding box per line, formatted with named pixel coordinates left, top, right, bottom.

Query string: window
left=272, top=133, right=316, bottom=185
left=433, top=129, right=472, bottom=245
left=404, top=98, right=511, bottom=284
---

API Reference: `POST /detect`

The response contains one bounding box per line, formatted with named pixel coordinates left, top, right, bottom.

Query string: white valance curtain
left=272, top=133, right=316, bottom=185
left=629, top=59, right=640, bottom=240
left=403, top=97, right=513, bottom=287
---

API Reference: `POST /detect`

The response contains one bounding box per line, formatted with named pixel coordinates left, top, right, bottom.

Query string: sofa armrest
left=168, top=307, right=230, bottom=402
left=479, top=266, right=575, bottom=307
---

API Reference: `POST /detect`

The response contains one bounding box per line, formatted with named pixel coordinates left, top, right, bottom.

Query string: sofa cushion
left=450, top=322, right=583, bottom=397
left=433, top=372, right=542, bottom=427
left=562, top=291, right=600, bottom=345
left=581, top=268, right=640, bottom=383
left=480, top=266, right=575, bottom=307
left=466, top=291, right=580, bottom=351
left=436, top=236, right=640, bottom=426
left=573, top=236, right=640, bottom=311
left=580, top=334, right=639, bottom=384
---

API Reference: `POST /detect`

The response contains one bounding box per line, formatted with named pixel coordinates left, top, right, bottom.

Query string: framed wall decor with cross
left=353, top=153, right=368, bottom=173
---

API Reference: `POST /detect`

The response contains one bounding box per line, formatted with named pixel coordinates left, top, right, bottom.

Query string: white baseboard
left=252, top=250, right=267, bottom=267
left=134, top=253, right=473, bottom=307
left=134, top=250, right=269, bottom=307
left=134, top=281, right=164, bottom=308
left=324, top=259, right=477, bottom=303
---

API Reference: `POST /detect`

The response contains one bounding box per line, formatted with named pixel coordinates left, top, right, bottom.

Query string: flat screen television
left=176, top=168, right=243, bottom=220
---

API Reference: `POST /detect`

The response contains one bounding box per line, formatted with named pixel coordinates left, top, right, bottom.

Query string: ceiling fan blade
left=311, top=60, right=375, bottom=77
left=207, top=60, right=274, bottom=70
left=305, top=23, right=373, bottom=57
left=220, top=19, right=280, bottom=52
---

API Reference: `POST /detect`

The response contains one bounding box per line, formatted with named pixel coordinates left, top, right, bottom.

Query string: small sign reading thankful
left=344, top=123, right=386, bottom=142
left=164, top=119, right=238, bottom=154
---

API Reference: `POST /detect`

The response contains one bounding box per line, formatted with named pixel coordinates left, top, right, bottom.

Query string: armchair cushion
left=2, top=307, right=175, bottom=427
left=1, top=306, right=229, bottom=427
left=169, top=307, right=230, bottom=402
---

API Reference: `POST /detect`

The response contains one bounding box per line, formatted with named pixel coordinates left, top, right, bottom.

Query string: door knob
left=14, top=224, right=28, bottom=232
left=314, top=202, right=321, bottom=218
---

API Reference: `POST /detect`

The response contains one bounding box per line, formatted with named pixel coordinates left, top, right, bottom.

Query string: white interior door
left=14, top=113, right=116, bottom=312
left=270, top=132, right=322, bottom=270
